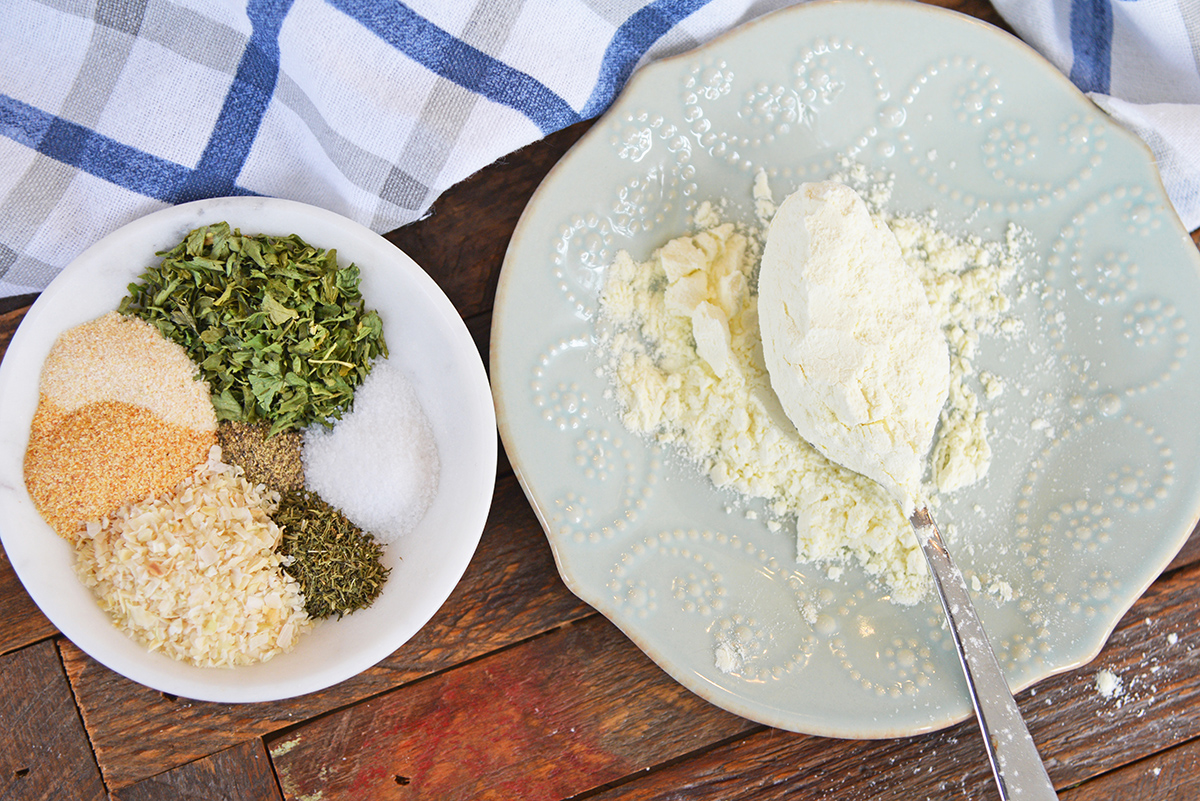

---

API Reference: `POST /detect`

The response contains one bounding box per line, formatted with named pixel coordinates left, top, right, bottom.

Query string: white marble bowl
left=0, top=197, right=496, bottom=702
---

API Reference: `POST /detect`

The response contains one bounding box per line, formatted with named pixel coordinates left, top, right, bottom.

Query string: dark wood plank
left=1061, top=736, right=1200, bottom=800
left=0, top=541, right=57, bottom=656
left=463, top=310, right=513, bottom=478
left=266, top=615, right=756, bottom=801
left=0, top=640, right=105, bottom=801
left=385, top=119, right=594, bottom=320
left=0, top=300, right=32, bottom=363
left=111, top=739, right=282, bottom=801
left=1166, top=520, right=1200, bottom=573
left=65, top=474, right=592, bottom=789
left=264, top=540, right=1200, bottom=801
left=572, top=561, right=1200, bottom=800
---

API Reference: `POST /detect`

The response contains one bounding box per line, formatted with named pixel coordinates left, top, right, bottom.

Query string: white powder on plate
left=758, top=181, right=949, bottom=514
left=596, top=175, right=1025, bottom=604
left=303, top=359, right=440, bottom=543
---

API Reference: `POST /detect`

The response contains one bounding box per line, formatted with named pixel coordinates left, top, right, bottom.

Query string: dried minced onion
left=73, top=446, right=310, bottom=668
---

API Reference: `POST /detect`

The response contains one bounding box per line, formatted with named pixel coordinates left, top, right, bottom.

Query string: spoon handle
left=909, top=507, right=1059, bottom=801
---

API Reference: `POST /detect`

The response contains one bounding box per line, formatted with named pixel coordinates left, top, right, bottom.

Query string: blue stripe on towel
left=582, top=0, right=714, bottom=118
left=0, top=94, right=260, bottom=202
left=1069, top=0, right=1113, bottom=93
left=330, top=0, right=582, bottom=135
left=176, top=0, right=294, bottom=202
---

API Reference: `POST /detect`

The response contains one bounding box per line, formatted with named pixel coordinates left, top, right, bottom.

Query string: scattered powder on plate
left=302, top=359, right=440, bottom=544
left=595, top=175, right=1025, bottom=604
left=24, top=312, right=217, bottom=537
left=73, top=447, right=310, bottom=668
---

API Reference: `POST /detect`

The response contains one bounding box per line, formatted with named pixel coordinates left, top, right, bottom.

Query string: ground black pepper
left=217, top=422, right=305, bottom=493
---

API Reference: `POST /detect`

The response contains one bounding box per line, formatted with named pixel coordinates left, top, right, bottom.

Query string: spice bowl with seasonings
left=0, top=197, right=496, bottom=702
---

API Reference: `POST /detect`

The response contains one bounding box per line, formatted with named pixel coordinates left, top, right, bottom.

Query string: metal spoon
left=909, top=505, right=1058, bottom=800
left=756, top=181, right=1057, bottom=797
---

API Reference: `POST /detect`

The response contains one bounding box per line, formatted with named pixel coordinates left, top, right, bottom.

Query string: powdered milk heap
left=759, top=182, right=949, bottom=514
left=596, top=176, right=1024, bottom=604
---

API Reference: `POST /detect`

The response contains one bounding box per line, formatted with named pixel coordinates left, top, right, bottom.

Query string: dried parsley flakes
left=119, top=222, right=387, bottom=436
left=274, top=490, right=390, bottom=619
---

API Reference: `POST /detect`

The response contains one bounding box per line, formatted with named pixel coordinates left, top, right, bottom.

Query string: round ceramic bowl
left=0, top=197, right=496, bottom=703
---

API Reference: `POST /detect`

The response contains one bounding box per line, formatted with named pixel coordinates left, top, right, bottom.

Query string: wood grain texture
left=0, top=541, right=57, bottom=656
left=110, top=739, right=282, bottom=801
left=262, top=559, right=1200, bottom=801
left=1166, top=520, right=1200, bottom=573
left=1061, top=736, right=1200, bottom=800
left=572, top=561, right=1200, bottom=800
left=1, top=3, right=1199, bottom=798
left=385, top=119, right=594, bottom=320
left=65, top=475, right=593, bottom=789
left=266, top=615, right=757, bottom=801
left=0, top=640, right=105, bottom=801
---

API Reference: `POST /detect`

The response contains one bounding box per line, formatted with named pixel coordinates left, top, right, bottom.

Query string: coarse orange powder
left=24, top=398, right=214, bottom=537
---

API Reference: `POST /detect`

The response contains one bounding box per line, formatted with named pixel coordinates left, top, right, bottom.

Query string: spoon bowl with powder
left=759, top=182, right=1058, bottom=800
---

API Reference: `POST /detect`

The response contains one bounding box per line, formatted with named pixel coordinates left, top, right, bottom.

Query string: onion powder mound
left=302, top=359, right=440, bottom=544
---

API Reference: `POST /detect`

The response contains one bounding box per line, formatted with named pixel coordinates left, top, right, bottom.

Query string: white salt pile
left=303, top=359, right=440, bottom=543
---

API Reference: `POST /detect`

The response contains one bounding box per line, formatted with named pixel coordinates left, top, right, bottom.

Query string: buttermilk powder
left=596, top=179, right=1024, bottom=604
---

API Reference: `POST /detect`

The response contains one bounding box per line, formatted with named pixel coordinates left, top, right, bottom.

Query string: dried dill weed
left=73, top=447, right=310, bottom=668
left=24, top=312, right=216, bottom=537
left=274, top=490, right=389, bottom=620
left=217, top=421, right=305, bottom=494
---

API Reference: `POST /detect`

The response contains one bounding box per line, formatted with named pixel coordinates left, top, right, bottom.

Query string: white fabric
left=4, top=0, right=1198, bottom=299
left=993, top=0, right=1200, bottom=230
left=0, top=0, right=802, bottom=298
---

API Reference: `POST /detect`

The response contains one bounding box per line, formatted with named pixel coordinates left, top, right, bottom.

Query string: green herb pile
left=119, top=222, right=387, bottom=436
left=274, top=490, right=390, bottom=619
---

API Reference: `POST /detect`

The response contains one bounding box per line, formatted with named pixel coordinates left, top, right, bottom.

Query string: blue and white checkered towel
left=0, top=0, right=798, bottom=298
left=992, top=0, right=1200, bottom=232
left=3, top=0, right=1199, bottom=300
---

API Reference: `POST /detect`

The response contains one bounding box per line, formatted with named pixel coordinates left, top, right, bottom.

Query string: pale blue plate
left=492, top=0, right=1200, bottom=737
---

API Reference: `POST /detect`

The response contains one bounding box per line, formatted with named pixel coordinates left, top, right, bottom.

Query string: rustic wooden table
left=3, top=2, right=1200, bottom=799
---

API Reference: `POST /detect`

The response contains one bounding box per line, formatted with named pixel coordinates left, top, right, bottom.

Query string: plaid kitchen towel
left=5, top=1, right=1199, bottom=300
left=992, top=0, right=1200, bottom=232
left=0, top=0, right=800, bottom=298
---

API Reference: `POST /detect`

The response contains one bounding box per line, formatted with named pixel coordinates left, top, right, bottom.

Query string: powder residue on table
left=24, top=312, right=216, bottom=537
left=595, top=180, right=1024, bottom=604
left=73, top=446, right=310, bottom=667
left=302, top=358, right=439, bottom=544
